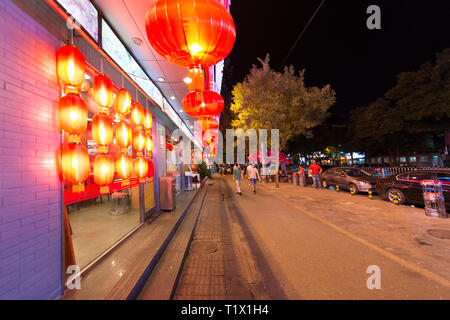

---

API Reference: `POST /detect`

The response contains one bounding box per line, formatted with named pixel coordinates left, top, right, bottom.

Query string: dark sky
left=226, top=0, right=450, bottom=122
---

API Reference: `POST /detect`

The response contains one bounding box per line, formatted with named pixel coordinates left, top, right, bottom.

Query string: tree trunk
left=276, top=171, right=279, bottom=188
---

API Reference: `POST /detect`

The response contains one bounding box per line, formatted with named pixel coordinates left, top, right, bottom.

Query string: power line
left=278, top=0, right=327, bottom=71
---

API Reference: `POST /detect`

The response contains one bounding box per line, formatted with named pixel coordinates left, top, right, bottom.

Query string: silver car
left=320, top=167, right=377, bottom=193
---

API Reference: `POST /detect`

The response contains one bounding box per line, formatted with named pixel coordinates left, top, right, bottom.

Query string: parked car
left=376, top=169, right=450, bottom=209
left=320, top=167, right=377, bottom=193
left=286, top=164, right=299, bottom=175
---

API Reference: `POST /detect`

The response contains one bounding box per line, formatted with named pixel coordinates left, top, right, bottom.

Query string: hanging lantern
left=92, top=113, right=113, bottom=153
left=116, top=153, right=133, bottom=186
left=143, top=109, right=153, bottom=134
left=57, top=45, right=85, bottom=92
left=183, top=90, right=224, bottom=118
left=61, top=143, right=90, bottom=193
left=93, top=154, right=115, bottom=194
left=114, top=89, right=132, bottom=118
left=133, top=129, right=146, bottom=156
left=59, top=93, right=88, bottom=143
left=115, top=120, right=132, bottom=152
left=147, top=158, right=155, bottom=178
left=145, top=134, right=154, bottom=153
left=145, top=0, right=236, bottom=68
left=135, top=156, right=148, bottom=183
left=131, top=102, right=145, bottom=129
left=188, top=65, right=205, bottom=91
left=202, top=129, right=218, bottom=147
left=92, top=74, right=114, bottom=110
left=201, top=118, right=219, bottom=131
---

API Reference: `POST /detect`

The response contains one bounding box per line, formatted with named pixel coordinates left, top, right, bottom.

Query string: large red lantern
left=131, top=102, right=145, bottom=128
left=116, top=153, right=133, bottom=186
left=114, top=89, right=132, bottom=117
left=143, top=109, right=153, bottom=134
left=57, top=46, right=85, bottom=92
left=93, top=154, right=115, bottom=194
left=92, top=113, right=113, bottom=153
left=133, top=129, right=146, bottom=156
left=115, top=121, right=132, bottom=152
left=135, top=156, right=149, bottom=183
left=201, top=118, right=219, bottom=131
left=59, top=93, right=88, bottom=143
left=145, top=0, right=236, bottom=68
left=183, top=90, right=224, bottom=118
left=202, top=129, right=218, bottom=147
left=61, top=143, right=90, bottom=193
left=145, top=134, right=154, bottom=153
left=92, top=74, right=114, bottom=109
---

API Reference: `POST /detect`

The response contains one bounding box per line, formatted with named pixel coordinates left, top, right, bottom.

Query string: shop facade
left=0, top=0, right=210, bottom=299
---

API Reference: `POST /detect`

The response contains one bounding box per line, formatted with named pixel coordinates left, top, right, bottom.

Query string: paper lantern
left=59, top=93, right=88, bottom=143
left=61, top=143, right=90, bottom=193
left=133, top=129, right=146, bottom=156
left=145, top=0, right=236, bottom=68
left=115, top=121, right=132, bottom=152
left=131, top=102, right=145, bottom=128
left=202, top=129, right=218, bottom=147
left=147, top=158, right=155, bottom=178
left=145, top=134, right=154, bottom=153
left=114, top=89, right=132, bottom=117
left=57, top=45, right=85, bottom=91
left=183, top=90, right=224, bottom=118
left=92, top=113, right=113, bottom=153
left=201, top=118, right=219, bottom=131
left=188, top=65, right=205, bottom=91
left=143, top=109, right=153, bottom=134
left=116, top=153, right=133, bottom=186
left=92, top=74, right=114, bottom=109
left=135, top=156, right=148, bottom=183
left=93, top=154, right=115, bottom=194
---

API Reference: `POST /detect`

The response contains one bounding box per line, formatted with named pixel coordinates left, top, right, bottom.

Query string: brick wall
left=0, top=0, right=63, bottom=299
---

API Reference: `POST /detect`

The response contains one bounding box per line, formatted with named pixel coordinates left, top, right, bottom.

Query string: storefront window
left=56, top=0, right=98, bottom=41
left=166, top=134, right=182, bottom=194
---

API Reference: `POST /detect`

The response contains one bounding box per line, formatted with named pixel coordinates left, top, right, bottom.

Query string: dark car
left=320, top=167, right=377, bottom=193
left=376, top=169, right=450, bottom=209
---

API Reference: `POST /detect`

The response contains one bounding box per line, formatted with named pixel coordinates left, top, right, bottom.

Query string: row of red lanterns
left=144, top=0, right=236, bottom=153
left=57, top=46, right=154, bottom=193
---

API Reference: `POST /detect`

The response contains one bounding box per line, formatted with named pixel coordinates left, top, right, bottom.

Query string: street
left=174, top=175, right=450, bottom=300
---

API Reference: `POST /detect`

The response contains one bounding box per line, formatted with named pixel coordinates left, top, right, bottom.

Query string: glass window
left=56, top=0, right=98, bottom=41
left=420, top=156, right=428, bottom=162
left=384, top=157, right=390, bottom=163
left=397, top=173, right=409, bottom=180
left=400, top=157, right=407, bottom=163
left=409, top=172, right=434, bottom=181
left=410, top=157, right=417, bottom=162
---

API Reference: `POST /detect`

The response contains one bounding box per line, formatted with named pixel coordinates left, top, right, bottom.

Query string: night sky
left=226, top=0, right=450, bottom=122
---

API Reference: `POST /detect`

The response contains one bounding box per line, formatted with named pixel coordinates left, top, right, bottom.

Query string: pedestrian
left=248, top=162, right=261, bottom=194
left=308, top=160, right=322, bottom=189
left=298, top=166, right=306, bottom=187
left=246, top=162, right=252, bottom=186
left=233, top=164, right=243, bottom=195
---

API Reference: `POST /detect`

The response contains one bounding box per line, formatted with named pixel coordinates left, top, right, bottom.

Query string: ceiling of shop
left=93, top=0, right=195, bottom=128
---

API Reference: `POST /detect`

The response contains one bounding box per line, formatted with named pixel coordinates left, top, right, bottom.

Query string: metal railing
left=360, top=167, right=449, bottom=178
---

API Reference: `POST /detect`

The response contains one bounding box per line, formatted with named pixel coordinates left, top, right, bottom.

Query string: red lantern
left=115, top=121, right=132, bottom=152
left=92, top=113, right=113, bottom=153
left=202, top=129, right=218, bottom=147
left=147, top=159, right=155, bottom=178
left=93, top=154, right=115, bottom=194
left=61, top=143, right=90, bottom=193
left=188, top=65, right=205, bottom=91
left=131, top=102, right=145, bottom=128
left=183, top=90, right=224, bottom=118
left=57, top=46, right=85, bottom=91
left=145, top=0, right=236, bottom=68
left=145, top=134, right=154, bottom=153
left=135, top=156, right=149, bottom=183
left=201, top=118, right=219, bottom=131
left=92, top=74, right=114, bottom=109
left=143, top=109, right=153, bottom=134
left=115, top=89, right=132, bottom=117
left=133, top=129, right=146, bottom=156
left=116, top=153, right=133, bottom=186
left=59, top=93, right=88, bottom=143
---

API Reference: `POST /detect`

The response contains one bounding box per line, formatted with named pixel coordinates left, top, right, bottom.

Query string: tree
left=230, top=55, right=336, bottom=151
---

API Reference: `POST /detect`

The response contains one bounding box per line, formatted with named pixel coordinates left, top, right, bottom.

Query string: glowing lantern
left=92, top=113, right=113, bottom=153
left=133, top=129, right=146, bottom=156
left=61, top=143, right=90, bottom=193
left=135, top=156, right=148, bottom=183
left=92, top=74, right=114, bottom=110
left=93, top=154, right=115, bottom=194
left=115, top=121, right=132, bottom=152
left=116, top=153, right=133, bottom=186
left=131, top=102, right=145, bottom=128
left=114, top=89, right=132, bottom=117
left=202, top=129, right=218, bottom=147
left=183, top=90, right=224, bottom=118
left=59, top=93, right=88, bottom=143
left=145, top=0, right=236, bottom=68
left=147, top=159, right=155, bottom=178
left=57, top=45, right=85, bottom=92
left=143, top=109, right=153, bottom=134
left=188, top=65, right=205, bottom=91
left=145, top=134, right=154, bottom=153
left=201, top=118, right=219, bottom=131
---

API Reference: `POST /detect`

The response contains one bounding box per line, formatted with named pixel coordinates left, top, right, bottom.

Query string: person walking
left=233, top=164, right=243, bottom=195
left=248, top=162, right=261, bottom=194
left=246, top=162, right=253, bottom=186
left=308, top=160, right=322, bottom=189
left=298, top=166, right=306, bottom=187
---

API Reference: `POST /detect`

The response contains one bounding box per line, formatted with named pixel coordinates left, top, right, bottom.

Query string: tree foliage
left=230, top=55, right=336, bottom=150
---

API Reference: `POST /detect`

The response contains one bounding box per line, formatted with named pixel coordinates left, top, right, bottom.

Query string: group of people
left=231, top=160, right=324, bottom=195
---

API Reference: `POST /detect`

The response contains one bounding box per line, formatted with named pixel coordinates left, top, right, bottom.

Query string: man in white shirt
left=247, top=163, right=261, bottom=194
